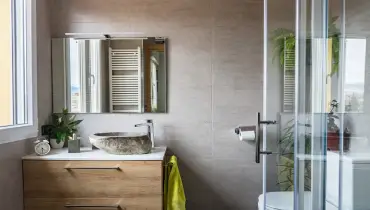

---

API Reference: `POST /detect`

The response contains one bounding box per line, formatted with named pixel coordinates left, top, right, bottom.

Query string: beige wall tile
left=0, top=139, right=33, bottom=210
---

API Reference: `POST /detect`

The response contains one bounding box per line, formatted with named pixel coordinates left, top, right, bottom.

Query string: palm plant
left=271, top=16, right=340, bottom=75
left=271, top=28, right=295, bottom=68
left=277, top=119, right=312, bottom=191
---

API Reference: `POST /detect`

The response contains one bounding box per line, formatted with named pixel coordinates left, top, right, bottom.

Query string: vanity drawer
left=23, top=160, right=163, bottom=198
left=24, top=197, right=162, bottom=210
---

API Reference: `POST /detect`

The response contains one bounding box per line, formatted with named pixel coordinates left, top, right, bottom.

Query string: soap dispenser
left=68, top=133, right=80, bottom=153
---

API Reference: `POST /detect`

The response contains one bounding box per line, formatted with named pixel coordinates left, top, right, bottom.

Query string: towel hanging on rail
left=164, top=156, right=186, bottom=210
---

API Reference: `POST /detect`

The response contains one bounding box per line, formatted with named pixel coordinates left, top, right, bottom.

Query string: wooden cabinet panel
left=24, top=197, right=162, bottom=210
left=23, top=160, right=162, bottom=198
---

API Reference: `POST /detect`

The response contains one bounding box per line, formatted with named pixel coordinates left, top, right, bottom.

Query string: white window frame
left=0, top=0, right=38, bottom=144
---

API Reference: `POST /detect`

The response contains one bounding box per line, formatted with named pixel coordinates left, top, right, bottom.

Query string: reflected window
left=67, top=39, right=104, bottom=113
left=68, top=39, right=81, bottom=113
left=344, top=38, right=366, bottom=113
left=0, top=0, right=31, bottom=127
left=150, top=55, right=159, bottom=111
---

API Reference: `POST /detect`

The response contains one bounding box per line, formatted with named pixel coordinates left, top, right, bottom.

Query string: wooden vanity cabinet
left=23, top=160, right=163, bottom=210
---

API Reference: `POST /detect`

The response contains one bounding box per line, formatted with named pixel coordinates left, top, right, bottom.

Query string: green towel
left=164, top=156, right=186, bottom=210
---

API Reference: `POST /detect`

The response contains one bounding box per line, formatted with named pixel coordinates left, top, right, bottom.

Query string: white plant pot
left=50, top=138, right=64, bottom=149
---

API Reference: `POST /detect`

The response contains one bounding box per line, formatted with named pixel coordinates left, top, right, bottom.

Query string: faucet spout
left=134, top=120, right=154, bottom=148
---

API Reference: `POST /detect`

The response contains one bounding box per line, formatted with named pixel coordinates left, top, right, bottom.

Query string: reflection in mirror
left=144, top=40, right=166, bottom=113
left=52, top=37, right=167, bottom=114
left=279, top=38, right=367, bottom=114
left=343, top=38, right=366, bottom=113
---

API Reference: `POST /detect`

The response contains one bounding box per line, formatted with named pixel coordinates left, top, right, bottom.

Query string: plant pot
left=327, top=131, right=351, bottom=152
left=50, top=138, right=64, bottom=149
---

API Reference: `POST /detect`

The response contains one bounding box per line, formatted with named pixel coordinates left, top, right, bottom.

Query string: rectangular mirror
left=52, top=37, right=167, bottom=113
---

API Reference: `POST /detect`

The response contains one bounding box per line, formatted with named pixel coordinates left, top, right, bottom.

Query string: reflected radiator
left=109, top=48, right=142, bottom=113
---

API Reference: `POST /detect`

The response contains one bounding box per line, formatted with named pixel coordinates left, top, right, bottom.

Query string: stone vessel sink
left=89, top=132, right=152, bottom=155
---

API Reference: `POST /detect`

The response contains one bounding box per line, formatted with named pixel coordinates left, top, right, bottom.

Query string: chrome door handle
left=255, top=112, right=277, bottom=163
left=64, top=204, right=120, bottom=209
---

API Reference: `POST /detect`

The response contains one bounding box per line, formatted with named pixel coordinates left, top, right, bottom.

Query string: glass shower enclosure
left=260, top=0, right=370, bottom=209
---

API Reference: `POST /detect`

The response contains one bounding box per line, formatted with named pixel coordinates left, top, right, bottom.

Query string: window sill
left=0, top=123, right=38, bottom=144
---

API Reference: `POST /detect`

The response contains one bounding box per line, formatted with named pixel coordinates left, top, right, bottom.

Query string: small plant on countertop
left=328, top=100, right=340, bottom=132
left=51, top=108, right=83, bottom=144
left=326, top=99, right=351, bottom=151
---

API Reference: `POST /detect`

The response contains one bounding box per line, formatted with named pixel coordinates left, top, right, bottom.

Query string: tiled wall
left=38, top=0, right=52, bottom=126
left=0, top=139, right=34, bottom=210
left=50, top=0, right=297, bottom=209
left=0, top=1, right=52, bottom=209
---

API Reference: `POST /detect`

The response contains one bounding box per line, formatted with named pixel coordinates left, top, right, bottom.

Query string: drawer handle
left=64, top=167, right=121, bottom=170
left=64, top=204, right=120, bottom=209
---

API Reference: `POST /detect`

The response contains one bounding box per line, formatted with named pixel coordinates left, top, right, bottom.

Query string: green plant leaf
left=50, top=109, right=83, bottom=139
left=270, top=16, right=341, bottom=76
left=68, top=120, right=83, bottom=126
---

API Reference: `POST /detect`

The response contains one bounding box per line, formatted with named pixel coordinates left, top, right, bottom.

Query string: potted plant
left=326, top=100, right=351, bottom=151
left=271, top=16, right=340, bottom=76
left=49, top=108, right=83, bottom=149
left=277, top=119, right=311, bottom=191
left=277, top=101, right=351, bottom=191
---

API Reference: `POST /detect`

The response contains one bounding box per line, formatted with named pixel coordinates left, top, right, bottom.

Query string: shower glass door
left=261, top=0, right=345, bottom=209
left=299, top=1, right=370, bottom=210
left=293, top=0, right=331, bottom=209
left=260, top=0, right=302, bottom=209
left=263, top=0, right=370, bottom=209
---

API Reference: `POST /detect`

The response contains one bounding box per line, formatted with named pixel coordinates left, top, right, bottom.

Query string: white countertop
left=22, top=147, right=167, bottom=161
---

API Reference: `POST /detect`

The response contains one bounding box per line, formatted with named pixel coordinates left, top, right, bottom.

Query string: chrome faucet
left=135, top=119, right=154, bottom=148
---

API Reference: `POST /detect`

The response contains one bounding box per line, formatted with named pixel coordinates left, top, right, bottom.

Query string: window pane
left=0, top=0, right=28, bottom=127
left=14, top=0, right=27, bottom=124
left=344, top=38, right=366, bottom=113
left=0, top=0, right=13, bottom=127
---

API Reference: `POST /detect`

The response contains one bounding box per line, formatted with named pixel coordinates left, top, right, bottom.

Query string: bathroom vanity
left=22, top=147, right=166, bottom=210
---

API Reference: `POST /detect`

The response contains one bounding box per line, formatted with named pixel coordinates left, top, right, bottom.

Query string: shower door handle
left=255, top=112, right=277, bottom=163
